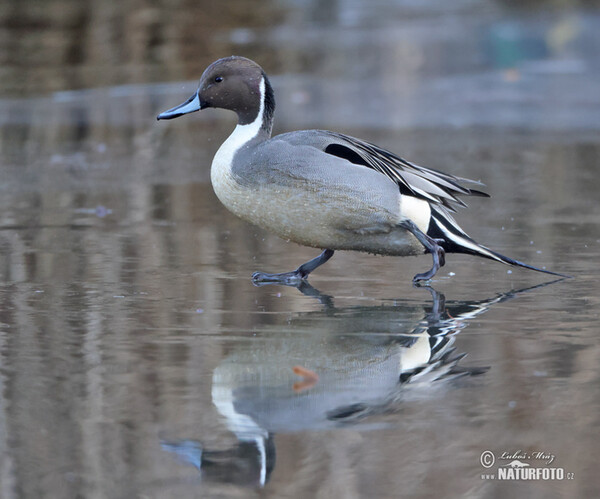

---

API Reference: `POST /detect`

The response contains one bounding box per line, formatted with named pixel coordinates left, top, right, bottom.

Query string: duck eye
left=214, top=76, right=223, bottom=83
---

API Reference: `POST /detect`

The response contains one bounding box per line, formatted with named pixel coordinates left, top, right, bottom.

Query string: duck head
left=157, top=56, right=275, bottom=126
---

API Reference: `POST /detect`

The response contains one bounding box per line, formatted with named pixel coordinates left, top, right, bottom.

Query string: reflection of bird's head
left=161, top=435, right=276, bottom=487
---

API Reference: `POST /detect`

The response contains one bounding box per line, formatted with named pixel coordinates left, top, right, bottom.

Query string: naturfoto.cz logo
left=479, top=450, right=574, bottom=481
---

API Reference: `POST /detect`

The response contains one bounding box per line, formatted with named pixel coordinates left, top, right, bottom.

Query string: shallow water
left=1, top=1, right=600, bottom=498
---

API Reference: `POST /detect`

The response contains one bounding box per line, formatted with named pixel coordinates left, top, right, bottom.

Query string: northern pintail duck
left=158, top=56, right=564, bottom=283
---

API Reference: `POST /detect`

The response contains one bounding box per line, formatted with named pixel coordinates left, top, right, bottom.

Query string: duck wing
left=280, top=129, right=489, bottom=214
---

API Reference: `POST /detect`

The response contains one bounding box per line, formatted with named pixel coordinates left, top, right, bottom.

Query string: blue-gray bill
left=157, top=92, right=201, bottom=120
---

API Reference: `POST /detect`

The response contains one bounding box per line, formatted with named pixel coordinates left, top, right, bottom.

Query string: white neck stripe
left=234, top=76, right=265, bottom=139
left=211, top=77, right=265, bottom=173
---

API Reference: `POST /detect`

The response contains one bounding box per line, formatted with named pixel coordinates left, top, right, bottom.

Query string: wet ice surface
left=2, top=1, right=600, bottom=498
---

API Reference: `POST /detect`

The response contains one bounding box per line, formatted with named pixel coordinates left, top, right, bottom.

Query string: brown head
left=157, top=56, right=275, bottom=128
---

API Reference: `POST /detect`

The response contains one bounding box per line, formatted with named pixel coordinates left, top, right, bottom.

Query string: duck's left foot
left=252, top=249, right=335, bottom=286
left=397, top=220, right=446, bottom=283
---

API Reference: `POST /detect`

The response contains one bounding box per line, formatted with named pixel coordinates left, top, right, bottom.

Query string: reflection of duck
left=162, top=282, right=561, bottom=486
left=210, top=287, right=491, bottom=439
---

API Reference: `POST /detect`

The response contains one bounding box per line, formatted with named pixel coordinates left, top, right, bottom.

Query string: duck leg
left=252, top=249, right=335, bottom=286
left=398, top=220, right=446, bottom=282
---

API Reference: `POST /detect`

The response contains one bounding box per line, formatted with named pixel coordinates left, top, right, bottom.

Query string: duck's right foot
left=252, top=249, right=335, bottom=286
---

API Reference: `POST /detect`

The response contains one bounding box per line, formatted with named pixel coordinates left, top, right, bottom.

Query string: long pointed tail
left=428, top=213, right=570, bottom=278
left=474, top=245, right=569, bottom=278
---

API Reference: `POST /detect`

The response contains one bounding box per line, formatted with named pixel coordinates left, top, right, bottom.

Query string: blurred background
left=1, top=1, right=600, bottom=498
